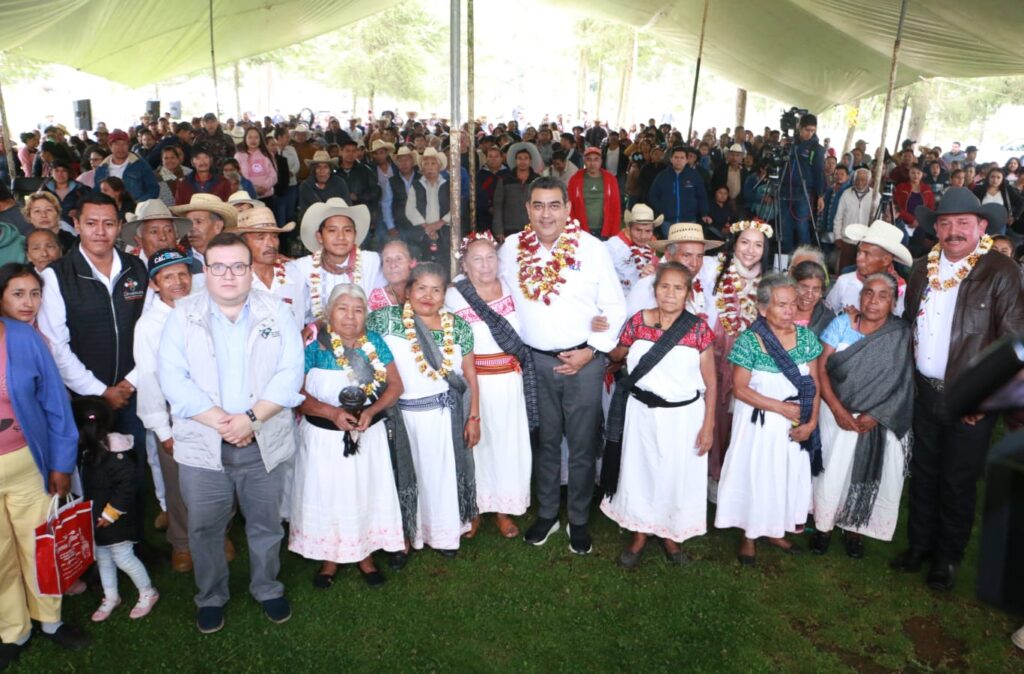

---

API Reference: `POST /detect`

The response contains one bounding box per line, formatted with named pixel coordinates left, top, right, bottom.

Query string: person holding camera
left=779, top=114, right=825, bottom=254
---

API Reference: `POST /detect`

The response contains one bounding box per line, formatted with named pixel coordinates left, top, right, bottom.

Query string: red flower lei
left=516, top=219, right=582, bottom=305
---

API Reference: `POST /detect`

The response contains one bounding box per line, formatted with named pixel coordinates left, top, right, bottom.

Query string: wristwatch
left=245, top=409, right=262, bottom=433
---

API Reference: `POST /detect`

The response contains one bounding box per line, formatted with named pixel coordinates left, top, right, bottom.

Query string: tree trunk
left=615, top=30, right=638, bottom=130
left=595, top=56, right=605, bottom=122
left=352, top=91, right=358, bottom=118
left=735, top=88, right=747, bottom=128
left=233, top=61, right=242, bottom=120
left=842, top=99, right=861, bottom=157
left=906, top=83, right=930, bottom=148
left=577, top=49, right=587, bottom=122
left=369, top=86, right=375, bottom=113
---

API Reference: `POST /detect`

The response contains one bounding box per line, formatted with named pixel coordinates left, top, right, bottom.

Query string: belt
left=915, top=372, right=945, bottom=393
left=529, top=342, right=588, bottom=359
left=398, top=390, right=457, bottom=412
left=475, top=352, right=521, bottom=375
left=304, top=410, right=386, bottom=432
left=630, top=386, right=700, bottom=408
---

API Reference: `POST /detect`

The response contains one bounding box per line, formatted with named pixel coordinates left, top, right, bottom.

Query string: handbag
left=35, top=494, right=95, bottom=597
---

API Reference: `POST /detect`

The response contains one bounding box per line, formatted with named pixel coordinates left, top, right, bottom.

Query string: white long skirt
left=475, top=371, right=531, bottom=515
left=812, top=405, right=905, bottom=541
left=402, top=406, right=470, bottom=550
left=288, top=415, right=405, bottom=563
left=714, top=369, right=811, bottom=539
left=601, top=396, right=708, bottom=543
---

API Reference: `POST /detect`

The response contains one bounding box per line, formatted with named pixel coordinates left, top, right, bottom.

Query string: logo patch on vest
left=122, top=277, right=145, bottom=301
left=259, top=326, right=280, bottom=339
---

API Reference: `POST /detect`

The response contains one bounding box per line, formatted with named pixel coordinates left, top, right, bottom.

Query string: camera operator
left=779, top=113, right=825, bottom=254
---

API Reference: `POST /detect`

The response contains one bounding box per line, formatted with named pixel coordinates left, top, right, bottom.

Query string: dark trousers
left=113, top=395, right=147, bottom=541
left=908, top=378, right=997, bottom=562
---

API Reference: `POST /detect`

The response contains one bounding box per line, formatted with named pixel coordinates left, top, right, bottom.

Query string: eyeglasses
left=207, top=262, right=250, bottom=277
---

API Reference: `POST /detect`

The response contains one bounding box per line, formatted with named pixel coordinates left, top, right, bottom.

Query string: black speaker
left=145, top=100, right=160, bottom=119
left=73, top=99, right=92, bottom=131
left=168, top=101, right=181, bottom=119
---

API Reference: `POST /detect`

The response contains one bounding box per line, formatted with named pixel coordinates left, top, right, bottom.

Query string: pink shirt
left=0, top=335, right=28, bottom=456
left=235, top=150, right=278, bottom=198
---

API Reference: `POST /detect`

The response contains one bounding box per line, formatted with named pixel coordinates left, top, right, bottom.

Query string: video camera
left=780, top=107, right=809, bottom=137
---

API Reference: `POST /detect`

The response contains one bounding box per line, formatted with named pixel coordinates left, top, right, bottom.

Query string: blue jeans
left=96, top=541, right=152, bottom=599
left=779, top=195, right=812, bottom=254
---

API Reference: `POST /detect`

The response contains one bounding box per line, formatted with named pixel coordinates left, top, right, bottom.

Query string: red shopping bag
left=35, top=495, right=95, bottom=596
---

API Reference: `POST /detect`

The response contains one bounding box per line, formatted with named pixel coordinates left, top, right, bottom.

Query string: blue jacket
left=782, top=135, right=825, bottom=200
left=2, top=318, right=78, bottom=488
left=94, top=154, right=160, bottom=202
left=647, top=165, right=709, bottom=224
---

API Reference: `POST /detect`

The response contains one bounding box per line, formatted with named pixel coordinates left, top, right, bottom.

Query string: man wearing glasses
left=159, top=231, right=303, bottom=635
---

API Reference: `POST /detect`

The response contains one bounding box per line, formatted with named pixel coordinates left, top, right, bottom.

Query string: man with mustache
left=894, top=187, right=1024, bottom=591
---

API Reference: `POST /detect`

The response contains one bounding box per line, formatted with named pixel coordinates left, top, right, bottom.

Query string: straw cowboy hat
left=394, top=146, right=417, bottom=160
left=507, top=141, right=544, bottom=174
left=370, top=139, right=396, bottom=154
left=227, top=190, right=263, bottom=210
left=913, top=186, right=1008, bottom=236
left=418, top=146, right=447, bottom=171
left=170, top=193, right=238, bottom=228
left=843, top=220, right=913, bottom=267
left=651, top=222, right=724, bottom=253
left=300, top=197, right=371, bottom=252
left=123, top=199, right=191, bottom=242
left=304, top=150, right=339, bottom=168
left=231, top=205, right=296, bottom=234
left=624, top=204, right=665, bottom=229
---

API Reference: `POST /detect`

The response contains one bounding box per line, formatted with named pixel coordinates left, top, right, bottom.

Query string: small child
left=72, top=396, right=159, bottom=622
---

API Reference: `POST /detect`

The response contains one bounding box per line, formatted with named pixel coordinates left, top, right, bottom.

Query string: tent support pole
left=686, top=0, right=710, bottom=142
left=872, top=0, right=909, bottom=210
left=0, top=79, right=16, bottom=187
left=209, top=0, right=221, bottom=117
left=449, top=0, right=462, bottom=273
left=892, top=90, right=910, bottom=155
left=467, top=0, right=476, bottom=232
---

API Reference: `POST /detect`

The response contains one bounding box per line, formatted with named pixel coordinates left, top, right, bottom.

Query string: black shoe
left=809, top=531, right=832, bottom=555
left=36, top=623, right=90, bottom=651
left=890, top=547, right=930, bottom=572
left=617, top=547, right=643, bottom=570
left=196, top=606, right=225, bottom=634
left=662, top=543, right=691, bottom=566
left=312, top=571, right=336, bottom=590
left=523, top=517, right=560, bottom=546
left=388, top=551, right=409, bottom=571
left=738, top=554, right=757, bottom=567
left=568, top=523, right=593, bottom=555
left=435, top=548, right=458, bottom=558
left=359, top=568, right=387, bottom=589
left=926, top=559, right=957, bottom=592
left=843, top=533, right=864, bottom=559
left=261, top=596, right=292, bottom=624
left=0, top=642, right=24, bottom=670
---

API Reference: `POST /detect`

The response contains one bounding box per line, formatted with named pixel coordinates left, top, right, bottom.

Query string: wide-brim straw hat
left=843, top=219, right=913, bottom=267
left=371, top=139, right=396, bottom=154
left=304, top=150, right=338, bottom=168
left=418, top=146, right=447, bottom=171
left=507, top=142, right=544, bottom=174
left=170, top=193, right=238, bottom=228
left=227, top=190, right=263, bottom=210
left=300, top=197, right=371, bottom=252
left=624, top=204, right=665, bottom=228
left=230, top=206, right=295, bottom=234
left=124, top=199, right=192, bottom=241
left=651, top=222, right=724, bottom=253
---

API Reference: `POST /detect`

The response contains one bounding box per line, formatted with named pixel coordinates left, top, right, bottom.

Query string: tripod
left=757, top=137, right=820, bottom=270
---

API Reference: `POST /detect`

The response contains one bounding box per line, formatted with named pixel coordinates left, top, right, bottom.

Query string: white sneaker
left=91, top=596, right=121, bottom=622
left=1013, top=625, right=1024, bottom=651
left=130, top=588, right=160, bottom=619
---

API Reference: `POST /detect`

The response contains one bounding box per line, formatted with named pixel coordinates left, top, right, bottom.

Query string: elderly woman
left=25, top=230, right=62, bottom=273
left=289, top=284, right=407, bottom=589
left=156, top=146, right=192, bottom=208
left=790, top=260, right=831, bottom=335
left=0, top=265, right=88, bottom=660
left=601, top=262, right=716, bottom=568
left=715, top=274, right=823, bottom=565
left=368, top=239, right=415, bottom=311
left=811, top=273, right=912, bottom=558
left=367, top=262, right=480, bottom=557
left=24, top=192, right=76, bottom=253
left=445, top=234, right=534, bottom=539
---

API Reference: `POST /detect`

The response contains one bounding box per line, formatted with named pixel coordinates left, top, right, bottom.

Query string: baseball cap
left=147, top=248, right=193, bottom=277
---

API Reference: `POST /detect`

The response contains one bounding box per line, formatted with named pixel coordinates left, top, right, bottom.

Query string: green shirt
left=727, top=326, right=822, bottom=373
left=583, top=173, right=604, bottom=235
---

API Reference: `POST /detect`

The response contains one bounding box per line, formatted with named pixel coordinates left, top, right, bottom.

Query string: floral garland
left=516, top=219, right=582, bottom=305
left=273, top=261, right=288, bottom=288
left=926, top=235, right=992, bottom=292
left=629, top=243, right=654, bottom=271
left=729, top=219, right=774, bottom=238
left=690, top=278, right=707, bottom=318
left=309, top=248, right=362, bottom=321
left=458, top=230, right=497, bottom=257
left=714, top=255, right=758, bottom=337
left=328, top=331, right=388, bottom=399
left=402, top=302, right=456, bottom=381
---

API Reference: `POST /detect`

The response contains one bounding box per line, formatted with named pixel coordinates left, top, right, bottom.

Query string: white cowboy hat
left=651, top=222, right=724, bottom=253
left=230, top=126, right=245, bottom=143
left=507, top=142, right=544, bottom=174
left=843, top=220, right=913, bottom=267
left=300, top=197, right=371, bottom=252
left=293, top=123, right=310, bottom=134
left=304, top=150, right=338, bottom=168
left=170, top=193, right=238, bottom=228
left=370, top=139, right=396, bottom=154
left=624, top=204, right=665, bottom=228
left=394, top=145, right=417, bottom=160
left=728, top=143, right=745, bottom=153
left=227, top=190, right=263, bottom=210
left=418, top=146, right=447, bottom=171
left=231, top=205, right=296, bottom=234
left=123, top=199, right=191, bottom=242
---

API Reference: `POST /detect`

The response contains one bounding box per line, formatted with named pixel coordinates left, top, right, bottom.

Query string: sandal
left=495, top=514, right=519, bottom=539
left=462, top=516, right=481, bottom=539
left=313, top=563, right=338, bottom=590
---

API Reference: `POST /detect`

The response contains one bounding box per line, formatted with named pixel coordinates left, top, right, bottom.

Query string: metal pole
left=0, top=79, right=17, bottom=188
left=467, top=0, right=476, bottom=232
left=449, top=0, right=462, bottom=274
left=686, top=0, right=710, bottom=141
left=209, top=0, right=221, bottom=117
left=872, top=0, right=909, bottom=209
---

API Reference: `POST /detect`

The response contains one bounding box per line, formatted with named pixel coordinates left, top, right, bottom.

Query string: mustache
left=942, top=236, right=967, bottom=243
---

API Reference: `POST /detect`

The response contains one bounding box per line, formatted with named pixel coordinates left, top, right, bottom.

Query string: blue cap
left=147, top=248, right=193, bottom=278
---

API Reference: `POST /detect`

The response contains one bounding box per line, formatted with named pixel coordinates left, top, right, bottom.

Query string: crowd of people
left=1, top=107, right=1023, bottom=666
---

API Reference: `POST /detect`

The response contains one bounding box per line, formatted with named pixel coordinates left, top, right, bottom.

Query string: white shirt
left=604, top=235, right=652, bottom=293
left=252, top=262, right=308, bottom=329
left=293, top=250, right=382, bottom=323
left=625, top=262, right=717, bottom=327
left=405, top=176, right=451, bottom=226
left=133, top=299, right=174, bottom=441
left=39, top=249, right=136, bottom=395
left=106, top=159, right=128, bottom=179
left=824, top=271, right=906, bottom=316
left=499, top=228, right=625, bottom=352
left=604, top=148, right=620, bottom=177
left=543, top=162, right=578, bottom=188
left=914, top=253, right=964, bottom=379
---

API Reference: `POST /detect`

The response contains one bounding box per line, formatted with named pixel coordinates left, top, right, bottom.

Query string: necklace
left=516, top=219, right=582, bottom=305
left=926, top=235, right=992, bottom=292
left=402, top=302, right=456, bottom=381
left=328, top=331, right=388, bottom=399
left=310, top=248, right=361, bottom=321
left=714, top=254, right=759, bottom=337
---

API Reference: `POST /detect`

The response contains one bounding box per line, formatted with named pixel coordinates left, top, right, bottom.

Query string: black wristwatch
left=245, top=409, right=262, bottom=432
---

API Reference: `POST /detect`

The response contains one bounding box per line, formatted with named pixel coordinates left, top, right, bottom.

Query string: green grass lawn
left=12, top=483, right=1024, bottom=673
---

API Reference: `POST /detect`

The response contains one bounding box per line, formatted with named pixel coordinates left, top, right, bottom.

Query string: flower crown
left=729, top=219, right=774, bottom=239
left=458, top=230, right=497, bottom=257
